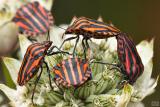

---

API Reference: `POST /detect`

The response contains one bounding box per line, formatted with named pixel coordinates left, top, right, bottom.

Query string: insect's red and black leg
left=73, top=35, right=80, bottom=57
left=31, top=66, right=43, bottom=104
left=43, top=61, right=53, bottom=90
left=59, top=36, right=78, bottom=50
left=47, top=45, right=71, bottom=56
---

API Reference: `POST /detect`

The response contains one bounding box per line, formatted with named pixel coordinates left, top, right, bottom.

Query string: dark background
left=52, top=0, right=160, bottom=106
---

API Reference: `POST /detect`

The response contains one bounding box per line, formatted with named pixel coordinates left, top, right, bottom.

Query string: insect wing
left=117, top=34, right=144, bottom=84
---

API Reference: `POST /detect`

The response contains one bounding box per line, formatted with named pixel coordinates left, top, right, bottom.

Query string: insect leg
left=28, top=36, right=37, bottom=42
left=82, top=37, right=87, bottom=59
left=48, top=45, right=71, bottom=55
left=31, top=66, right=43, bottom=104
left=46, top=30, right=50, bottom=41
left=85, top=38, right=91, bottom=58
left=85, top=38, right=90, bottom=49
left=43, top=61, right=53, bottom=90
left=73, top=36, right=79, bottom=57
left=47, top=50, right=71, bottom=56
left=90, top=60, right=121, bottom=71
left=59, top=36, right=78, bottom=49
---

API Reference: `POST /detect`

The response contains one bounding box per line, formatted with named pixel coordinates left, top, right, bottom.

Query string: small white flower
left=116, top=84, right=134, bottom=107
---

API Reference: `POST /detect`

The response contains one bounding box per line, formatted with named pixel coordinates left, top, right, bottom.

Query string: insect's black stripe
left=88, top=18, right=110, bottom=26
left=72, top=17, right=87, bottom=25
left=79, top=24, right=89, bottom=29
left=88, top=21, right=117, bottom=31
left=31, top=45, right=44, bottom=56
left=20, top=51, right=44, bottom=84
left=19, top=27, right=25, bottom=33
left=135, top=63, right=143, bottom=81
left=22, top=47, right=45, bottom=79
left=13, top=13, right=34, bottom=31
left=64, top=59, right=74, bottom=84
left=123, top=36, right=139, bottom=81
left=17, top=8, right=40, bottom=32
left=30, top=67, right=38, bottom=78
left=60, top=61, right=68, bottom=82
left=79, top=59, right=86, bottom=77
left=88, top=19, right=120, bottom=32
left=131, top=65, right=139, bottom=83
left=117, top=36, right=125, bottom=56
left=122, top=35, right=142, bottom=79
left=54, top=65, right=65, bottom=80
left=27, top=4, right=48, bottom=31
left=95, top=30, right=111, bottom=33
left=20, top=6, right=44, bottom=32
left=24, top=51, right=44, bottom=76
left=125, top=43, right=134, bottom=78
left=71, top=58, right=80, bottom=84
left=73, top=20, right=89, bottom=29
left=36, top=3, right=49, bottom=27
left=117, top=36, right=126, bottom=74
left=89, top=24, right=109, bottom=28
left=25, top=4, right=46, bottom=32
left=124, top=35, right=142, bottom=64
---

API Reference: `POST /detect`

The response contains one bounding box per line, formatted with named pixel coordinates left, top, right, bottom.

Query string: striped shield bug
left=52, top=57, right=92, bottom=87
left=52, top=54, right=113, bottom=88
left=17, top=41, right=70, bottom=103
left=12, top=1, right=54, bottom=37
left=116, top=33, right=144, bottom=84
left=60, top=17, right=121, bottom=58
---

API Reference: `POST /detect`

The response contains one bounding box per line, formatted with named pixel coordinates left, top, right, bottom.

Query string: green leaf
left=2, top=57, right=20, bottom=84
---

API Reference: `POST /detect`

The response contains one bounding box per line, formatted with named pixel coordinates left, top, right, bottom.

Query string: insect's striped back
left=53, top=57, right=91, bottom=87
left=65, top=17, right=121, bottom=39
left=13, top=1, right=54, bottom=36
left=116, top=33, right=144, bottom=84
left=17, top=41, right=52, bottom=86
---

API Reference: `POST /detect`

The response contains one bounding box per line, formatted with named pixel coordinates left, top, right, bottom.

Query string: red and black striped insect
left=60, top=17, right=121, bottom=57
left=116, top=33, right=144, bottom=84
left=12, top=1, right=54, bottom=36
left=17, top=41, right=69, bottom=103
left=52, top=57, right=92, bottom=87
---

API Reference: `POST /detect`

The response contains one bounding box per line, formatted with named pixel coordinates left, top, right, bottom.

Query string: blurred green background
left=0, top=0, right=159, bottom=106
left=51, top=0, right=160, bottom=106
